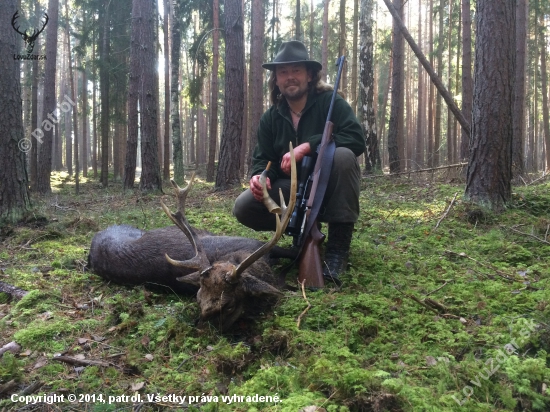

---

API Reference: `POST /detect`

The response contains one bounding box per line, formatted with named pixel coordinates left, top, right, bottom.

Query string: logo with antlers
left=11, top=10, right=49, bottom=54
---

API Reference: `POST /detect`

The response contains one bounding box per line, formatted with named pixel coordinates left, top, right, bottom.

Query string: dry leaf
left=144, top=354, right=154, bottom=361
left=300, top=407, right=327, bottom=412
left=0, top=341, right=21, bottom=357
left=141, top=336, right=150, bottom=347
left=77, top=338, right=89, bottom=345
left=33, top=358, right=48, bottom=369
left=74, top=354, right=86, bottom=360
left=131, top=382, right=145, bottom=391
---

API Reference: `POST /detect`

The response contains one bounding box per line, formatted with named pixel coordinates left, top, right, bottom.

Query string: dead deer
left=88, top=144, right=297, bottom=331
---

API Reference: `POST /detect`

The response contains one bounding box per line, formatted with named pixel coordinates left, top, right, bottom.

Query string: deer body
left=88, top=144, right=297, bottom=331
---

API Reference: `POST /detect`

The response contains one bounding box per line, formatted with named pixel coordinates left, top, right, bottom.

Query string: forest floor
left=0, top=170, right=549, bottom=411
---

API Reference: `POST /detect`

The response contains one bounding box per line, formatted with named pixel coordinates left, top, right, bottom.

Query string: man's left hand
left=280, top=142, right=310, bottom=174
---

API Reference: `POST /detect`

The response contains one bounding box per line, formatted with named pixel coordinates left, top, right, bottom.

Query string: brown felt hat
left=262, top=40, right=322, bottom=71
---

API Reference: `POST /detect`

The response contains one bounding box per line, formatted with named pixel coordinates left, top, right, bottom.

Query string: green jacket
left=250, top=89, right=366, bottom=181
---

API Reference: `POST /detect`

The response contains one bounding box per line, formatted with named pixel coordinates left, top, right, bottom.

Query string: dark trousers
left=233, top=147, right=361, bottom=231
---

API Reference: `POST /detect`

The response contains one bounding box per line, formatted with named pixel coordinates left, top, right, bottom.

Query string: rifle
left=286, top=56, right=346, bottom=288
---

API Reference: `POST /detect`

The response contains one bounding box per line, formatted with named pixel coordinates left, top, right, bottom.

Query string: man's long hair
left=268, top=67, right=335, bottom=106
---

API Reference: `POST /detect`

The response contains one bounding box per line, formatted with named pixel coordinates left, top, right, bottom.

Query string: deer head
left=161, top=143, right=297, bottom=331
left=11, top=10, right=48, bottom=54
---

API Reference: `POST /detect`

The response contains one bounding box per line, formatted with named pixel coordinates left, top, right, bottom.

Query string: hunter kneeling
left=233, top=41, right=365, bottom=287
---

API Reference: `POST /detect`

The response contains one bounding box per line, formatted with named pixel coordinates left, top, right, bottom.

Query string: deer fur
left=89, top=144, right=297, bottom=331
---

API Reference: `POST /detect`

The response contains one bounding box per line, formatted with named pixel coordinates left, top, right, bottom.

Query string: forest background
left=0, top=0, right=550, bottom=410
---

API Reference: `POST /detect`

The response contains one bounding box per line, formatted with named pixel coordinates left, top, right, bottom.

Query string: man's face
left=275, top=63, right=312, bottom=102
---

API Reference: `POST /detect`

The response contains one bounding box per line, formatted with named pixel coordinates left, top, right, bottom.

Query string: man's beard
left=280, top=82, right=309, bottom=101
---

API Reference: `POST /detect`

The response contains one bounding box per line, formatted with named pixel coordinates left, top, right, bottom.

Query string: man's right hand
left=249, top=174, right=271, bottom=202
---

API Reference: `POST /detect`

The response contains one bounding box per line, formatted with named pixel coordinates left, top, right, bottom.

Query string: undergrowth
left=0, top=171, right=548, bottom=411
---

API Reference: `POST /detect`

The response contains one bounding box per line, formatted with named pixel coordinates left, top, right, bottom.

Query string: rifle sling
left=302, top=139, right=336, bottom=240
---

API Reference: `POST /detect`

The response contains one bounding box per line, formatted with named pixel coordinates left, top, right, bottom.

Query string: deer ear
left=177, top=271, right=201, bottom=286
left=241, top=274, right=282, bottom=297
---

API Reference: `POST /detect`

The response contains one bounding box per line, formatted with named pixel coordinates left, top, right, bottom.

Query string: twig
left=526, top=171, right=549, bottom=186
left=296, top=280, right=312, bottom=329
left=444, top=250, right=517, bottom=282
left=364, top=163, right=468, bottom=178
left=52, top=355, right=111, bottom=368
left=434, top=192, right=458, bottom=230
left=502, top=225, right=550, bottom=246
left=391, top=285, right=440, bottom=314
left=424, top=280, right=453, bottom=296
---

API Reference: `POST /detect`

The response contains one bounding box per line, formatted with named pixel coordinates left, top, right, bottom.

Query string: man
left=233, top=40, right=365, bottom=285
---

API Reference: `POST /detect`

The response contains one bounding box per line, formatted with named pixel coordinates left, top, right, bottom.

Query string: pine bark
left=460, top=0, right=472, bottom=162
left=540, top=15, right=550, bottom=172
left=0, top=0, right=31, bottom=221
left=360, top=0, right=380, bottom=174
left=246, top=0, right=265, bottom=176
left=36, top=0, right=59, bottom=194
left=163, top=0, right=170, bottom=181
left=170, top=1, right=184, bottom=184
left=99, top=0, right=110, bottom=187
left=465, top=0, right=515, bottom=211
left=512, top=0, right=528, bottom=177
left=215, top=0, right=245, bottom=189
left=387, top=0, right=403, bottom=173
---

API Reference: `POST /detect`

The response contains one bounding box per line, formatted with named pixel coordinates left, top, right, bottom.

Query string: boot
left=323, top=223, right=354, bottom=286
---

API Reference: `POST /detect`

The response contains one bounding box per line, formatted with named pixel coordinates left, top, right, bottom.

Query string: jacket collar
left=277, top=89, right=317, bottom=119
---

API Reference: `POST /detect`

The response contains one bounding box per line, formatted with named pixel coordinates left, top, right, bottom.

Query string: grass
left=0, top=170, right=549, bottom=411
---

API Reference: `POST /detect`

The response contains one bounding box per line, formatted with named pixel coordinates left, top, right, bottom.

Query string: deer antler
left=161, top=173, right=211, bottom=271
left=33, top=12, right=49, bottom=38
left=232, top=142, right=297, bottom=278
left=11, top=11, right=26, bottom=36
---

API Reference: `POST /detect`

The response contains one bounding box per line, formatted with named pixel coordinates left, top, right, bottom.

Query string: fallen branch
left=0, top=282, right=28, bottom=300
left=444, top=250, right=517, bottom=283
left=424, top=280, right=453, bottom=296
left=526, top=171, right=549, bottom=186
left=364, top=163, right=467, bottom=178
left=502, top=225, right=550, bottom=246
left=296, top=280, right=312, bottom=329
left=0, top=341, right=21, bottom=357
left=434, top=192, right=459, bottom=230
left=52, top=355, right=111, bottom=368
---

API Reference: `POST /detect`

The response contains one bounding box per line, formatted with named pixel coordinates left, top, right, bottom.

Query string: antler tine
left=11, top=11, right=25, bottom=36
left=170, top=172, right=196, bottom=215
left=36, top=13, right=49, bottom=36
left=161, top=173, right=210, bottom=271
left=233, top=142, right=297, bottom=278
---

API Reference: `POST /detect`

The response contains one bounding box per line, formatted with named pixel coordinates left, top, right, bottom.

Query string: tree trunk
left=30, top=9, right=39, bottom=190
left=460, top=0, right=472, bottom=162
left=387, top=0, right=403, bottom=173
left=0, top=0, right=31, bottom=221
left=540, top=14, right=550, bottom=172
left=65, top=0, right=79, bottom=194
left=512, top=0, right=528, bottom=178
left=246, top=0, right=265, bottom=176
left=351, top=0, right=359, bottom=113
left=339, top=0, right=347, bottom=92
left=321, top=0, right=330, bottom=81
left=92, top=23, right=98, bottom=178
left=360, top=0, right=380, bottom=174
left=163, top=0, right=170, bottom=181
left=433, top=0, right=444, bottom=167
left=414, top=0, right=423, bottom=170
left=215, top=0, right=245, bottom=189
left=37, top=0, right=59, bottom=194
left=465, top=0, right=515, bottom=211
left=100, top=0, right=110, bottom=187
left=170, top=1, right=184, bottom=184
left=295, top=0, right=301, bottom=40
left=138, top=0, right=161, bottom=191
left=207, top=0, right=221, bottom=181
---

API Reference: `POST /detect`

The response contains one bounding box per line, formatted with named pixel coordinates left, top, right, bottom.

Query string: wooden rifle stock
left=297, top=121, right=334, bottom=288
left=298, top=220, right=325, bottom=288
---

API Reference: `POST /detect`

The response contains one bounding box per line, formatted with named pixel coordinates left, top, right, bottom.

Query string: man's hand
left=249, top=174, right=271, bottom=202
left=280, top=142, right=310, bottom=175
